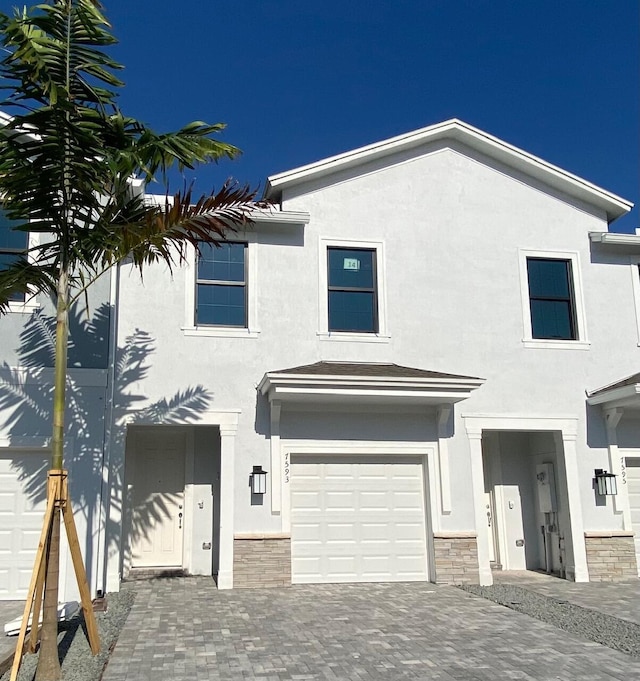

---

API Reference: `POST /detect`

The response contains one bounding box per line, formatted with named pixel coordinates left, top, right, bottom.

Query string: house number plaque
left=284, top=452, right=290, bottom=483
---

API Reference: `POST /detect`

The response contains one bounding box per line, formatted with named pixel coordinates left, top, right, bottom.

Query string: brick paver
left=102, top=578, right=640, bottom=680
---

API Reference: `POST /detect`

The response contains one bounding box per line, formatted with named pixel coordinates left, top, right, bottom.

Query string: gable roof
left=265, top=119, right=632, bottom=223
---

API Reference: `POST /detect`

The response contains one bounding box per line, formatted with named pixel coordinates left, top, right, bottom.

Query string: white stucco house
left=3, top=119, right=640, bottom=600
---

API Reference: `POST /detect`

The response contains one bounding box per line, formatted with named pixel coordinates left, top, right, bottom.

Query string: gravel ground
left=1, top=590, right=135, bottom=681
left=461, top=583, right=640, bottom=658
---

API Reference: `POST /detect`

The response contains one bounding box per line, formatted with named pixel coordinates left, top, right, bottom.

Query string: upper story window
left=518, top=249, right=588, bottom=349
left=527, top=258, right=576, bottom=340
left=327, top=246, right=378, bottom=333
left=0, top=210, right=28, bottom=303
left=196, top=241, right=247, bottom=327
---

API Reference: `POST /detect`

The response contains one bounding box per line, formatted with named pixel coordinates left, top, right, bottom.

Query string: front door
left=130, top=429, right=185, bottom=568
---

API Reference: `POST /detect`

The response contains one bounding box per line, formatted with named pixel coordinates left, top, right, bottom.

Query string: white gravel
left=1, top=590, right=135, bottom=681
left=461, top=583, right=640, bottom=658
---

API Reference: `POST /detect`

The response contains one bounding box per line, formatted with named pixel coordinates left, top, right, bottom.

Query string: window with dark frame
left=196, top=242, right=247, bottom=327
left=327, top=246, right=378, bottom=333
left=527, top=257, right=577, bottom=340
left=0, top=210, right=28, bottom=303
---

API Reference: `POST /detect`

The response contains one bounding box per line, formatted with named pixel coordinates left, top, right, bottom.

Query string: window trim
left=318, top=238, right=389, bottom=342
left=629, top=260, right=640, bottom=347
left=518, top=249, right=589, bottom=349
left=182, top=237, right=260, bottom=338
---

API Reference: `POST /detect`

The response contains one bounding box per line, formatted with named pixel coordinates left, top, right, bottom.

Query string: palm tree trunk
left=35, top=268, right=69, bottom=681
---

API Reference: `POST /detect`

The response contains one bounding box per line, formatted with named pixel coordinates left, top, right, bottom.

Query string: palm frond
left=0, top=257, right=56, bottom=311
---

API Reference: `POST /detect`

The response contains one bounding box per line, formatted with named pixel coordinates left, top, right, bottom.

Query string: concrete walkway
left=494, top=570, right=640, bottom=626
left=102, top=577, right=640, bottom=681
left=0, top=602, right=24, bottom=662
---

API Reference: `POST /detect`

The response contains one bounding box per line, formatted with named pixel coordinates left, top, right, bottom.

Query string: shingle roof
left=269, top=361, right=481, bottom=381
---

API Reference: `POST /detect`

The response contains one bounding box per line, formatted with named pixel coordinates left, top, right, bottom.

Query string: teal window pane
left=196, top=284, right=246, bottom=327
left=530, top=300, right=574, bottom=339
left=198, top=242, right=245, bottom=283
left=0, top=252, right=26, bottom=302
left=0, top=210, right=27, bottom=251
left=0, top=210, right=28, bottom=303
left=329, top=291, right=376, bottom=332
left=328, top=248, right=374, bottom=289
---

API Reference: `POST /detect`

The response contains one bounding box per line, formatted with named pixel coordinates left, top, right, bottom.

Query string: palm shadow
left=0, top=302, right=211, bottom=596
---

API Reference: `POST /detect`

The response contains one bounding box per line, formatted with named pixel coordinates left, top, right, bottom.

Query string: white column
left=437, top=406, right=452, bottom=514
left=604, top=407, right=631, bottom=527
left=217, top=422, right=238, bottom=590
left=467, top=430, right=493, bottom=585
left=105, top=424, right=127, bottom=593
left=557, top=431, right=589, bottom=582
left=270, top=401, right=282, bottom=514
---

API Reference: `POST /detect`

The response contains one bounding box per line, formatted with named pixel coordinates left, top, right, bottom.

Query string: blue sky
left=8, top=1, right=640, bottom=231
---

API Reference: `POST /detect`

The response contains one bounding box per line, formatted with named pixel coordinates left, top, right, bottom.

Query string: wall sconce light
left=594, top=469, right=617, bottom=496
left=251, top=465, right=268, bottom=495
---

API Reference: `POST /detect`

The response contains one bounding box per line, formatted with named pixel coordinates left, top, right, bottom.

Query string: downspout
left=93, top=261, right=120, bottom=596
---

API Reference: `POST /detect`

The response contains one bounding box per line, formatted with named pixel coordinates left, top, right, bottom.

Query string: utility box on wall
left=536, top=463, right=557, bottom=514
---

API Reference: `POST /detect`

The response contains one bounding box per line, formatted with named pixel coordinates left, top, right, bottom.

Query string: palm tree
left=0, top=2, right=266, bottom=679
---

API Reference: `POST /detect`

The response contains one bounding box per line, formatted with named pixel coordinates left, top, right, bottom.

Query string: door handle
left=178, top=512, right=183, bottom=529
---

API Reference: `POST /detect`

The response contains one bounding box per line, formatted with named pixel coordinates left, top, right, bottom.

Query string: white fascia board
left=265, top=119, right=632, bottom=222
left=586, top=384, right=640, bottom=407
left=141, top=194, right=309, bottom=227
left=589, top=232, right=640, bottom=247
left=267, top=386, right=477, bottom=405
left=250, top=209, right=310, bottom=225
left=258, top=372, right=485, bottom=399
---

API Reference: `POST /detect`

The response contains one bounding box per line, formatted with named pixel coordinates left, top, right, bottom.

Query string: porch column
left=556, top=430, right=589, bottom=582
left=467, top=428, right=493, bottom=586
left=270, top=400, right=282, bottom=514
left=218, top=422, right=238, bottom=589
left=604, top=407, right=632, bottom=529
left=437, top=406, right=452, bottom=514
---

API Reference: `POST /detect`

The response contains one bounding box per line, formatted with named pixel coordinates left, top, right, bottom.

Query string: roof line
left=265, top=119, right=632, bottom=223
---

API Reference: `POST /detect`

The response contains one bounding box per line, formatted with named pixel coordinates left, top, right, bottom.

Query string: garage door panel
left=291, top=456, right=428, bottom=584
left=0, top=451, right=49, bottom=599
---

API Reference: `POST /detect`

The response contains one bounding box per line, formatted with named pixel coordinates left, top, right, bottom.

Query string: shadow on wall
left=0, top=303, right=212, bottom=590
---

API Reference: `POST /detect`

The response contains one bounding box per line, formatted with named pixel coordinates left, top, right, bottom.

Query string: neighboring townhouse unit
left=2, top=119, right=640, bottom=601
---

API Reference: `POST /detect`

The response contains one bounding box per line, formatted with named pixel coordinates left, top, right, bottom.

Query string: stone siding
left=585, top=531, right=638, bottom=581
left=233, top=535, right=291, bottom=588
left=433, top=533, right=479, bottom=584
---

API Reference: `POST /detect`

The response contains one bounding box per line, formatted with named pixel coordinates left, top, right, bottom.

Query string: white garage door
left=0, top=450, right=48, bottom=599
left=291, top=456, right=429, bottom=584
left=625, top=457, right=640, bottom=575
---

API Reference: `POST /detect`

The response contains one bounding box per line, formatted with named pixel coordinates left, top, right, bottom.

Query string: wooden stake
left=10, top=470, right=101, bottom=680
left=9, top=474, right=57, bottom=681
left=60, top=474, right=100, bottom=654
left=28, top=545, right=47, bottom=654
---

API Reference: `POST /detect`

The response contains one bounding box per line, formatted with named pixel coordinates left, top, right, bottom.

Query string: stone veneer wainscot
left=584, top=531, right=638, bottom=581
left=233, top=534, right=291, bottom=588
left=433, top=532, right=480, bottom=584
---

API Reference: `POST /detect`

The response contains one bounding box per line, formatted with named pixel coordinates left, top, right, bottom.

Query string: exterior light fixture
left=594, top=469, right=617, bottom=496
left=251, top=465, right=268, bottom=495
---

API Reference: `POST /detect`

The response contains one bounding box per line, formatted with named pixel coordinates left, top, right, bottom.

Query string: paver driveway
left=102, top=578, right=639, bottom=681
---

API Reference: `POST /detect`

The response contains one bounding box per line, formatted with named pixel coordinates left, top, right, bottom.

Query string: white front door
left=290, top=456, right=428, bottom=584
left=130, top=429, right=185, bottom=568
left=0, top=450, right=49, bottom=599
